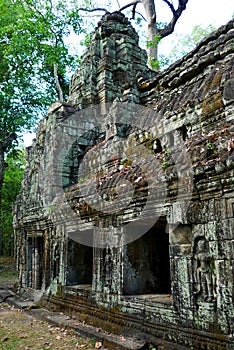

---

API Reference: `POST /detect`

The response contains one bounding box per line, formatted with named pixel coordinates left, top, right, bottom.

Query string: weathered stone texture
left=14, top=13, right=234, bottom=349
left=68, top=12, right=150, bottom=108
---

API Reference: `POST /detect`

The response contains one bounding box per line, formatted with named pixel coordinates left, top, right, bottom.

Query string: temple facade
left=14, top=12, right=234, bottom=349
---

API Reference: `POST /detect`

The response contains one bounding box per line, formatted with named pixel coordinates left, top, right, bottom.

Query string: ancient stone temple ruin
left=14, top=12, right=234, bottom=349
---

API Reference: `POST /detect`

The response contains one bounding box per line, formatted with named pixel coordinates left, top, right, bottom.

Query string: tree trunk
left=119, top=0, right=189, bottom=70
left=0, top=148, right=5, bottom=255
left=118, top=0, right=159, bottom=69
left=142, top=0, right=159, bottom=69
left=54, top=64, right=64, bottom=102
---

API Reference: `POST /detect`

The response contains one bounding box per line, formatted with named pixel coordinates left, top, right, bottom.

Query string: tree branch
left=24, top=0, right=58, bottom=37
left=162, top=0, right=176, bottom=15
left=1, top=133, right=17, bottom=153
left=135, top=11, right=147, bottom=22
left=77, top=7, right=109, bottom=13
left=54, top=64, right=64, bottom=102
left=116, top=0, right=121, bottom=9
left=159, top=0, right=189, bottom=38
left=132, top=3, right=137, bottom=19
left=119, top=1, right=141, bottom=13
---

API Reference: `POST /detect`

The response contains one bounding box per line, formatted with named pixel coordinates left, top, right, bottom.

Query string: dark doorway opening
left=123, top=217, right=171, bottom=295
left=26, top=235, right=44, bottom=290
left=66, top=239, right=93, bottom=286
left=27, top=237, right=32, bottom=288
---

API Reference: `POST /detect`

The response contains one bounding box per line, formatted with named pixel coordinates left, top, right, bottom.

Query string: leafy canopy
left=167, top=24, right=216, bottom=64
left=0, top=0, right=87, bottom=145
left=0, top=0, right=90, bottom=254
left=1, top=151, right=25, bottom=255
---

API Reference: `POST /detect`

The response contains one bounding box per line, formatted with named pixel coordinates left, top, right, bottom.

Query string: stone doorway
left=123, top=217, right=171, bottom=295
left=66, top=239, right=93, bottom=286
left=26, top=235, right=44, bottom=290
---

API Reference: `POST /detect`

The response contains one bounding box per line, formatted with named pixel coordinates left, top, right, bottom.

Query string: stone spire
left=68, top=12, right=150, bottom=108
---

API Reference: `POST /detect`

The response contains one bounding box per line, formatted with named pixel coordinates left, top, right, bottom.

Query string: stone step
left=0, top=287, right=151, bottom=350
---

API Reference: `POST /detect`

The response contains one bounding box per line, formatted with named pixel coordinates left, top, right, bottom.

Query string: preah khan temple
left=14, top=12, right=234, bottom=349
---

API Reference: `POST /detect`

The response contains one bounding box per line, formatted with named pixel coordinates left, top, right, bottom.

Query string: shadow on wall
left=66, top=240, right=93, bottom=286
left=123, top=217, right=171, bottom=295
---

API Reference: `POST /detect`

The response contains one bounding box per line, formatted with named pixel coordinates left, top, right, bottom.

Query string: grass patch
left=0, top=304, right=95, bottom=349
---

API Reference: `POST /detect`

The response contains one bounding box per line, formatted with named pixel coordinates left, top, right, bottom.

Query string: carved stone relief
left=187, top=202, right=209, bottom=224
left=192, top=237, right=216, bottom=302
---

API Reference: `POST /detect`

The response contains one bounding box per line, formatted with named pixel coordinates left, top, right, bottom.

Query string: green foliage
left=78, top=176, right=89, bottom=184
left=161, top=148, right=171, bottom=169
left=90, top=338, right=96, bottom=346
left=0, top=0, right=86, bottom=128
left=161, top=158, right=168, bottom=169
left=146, top=35, right=161, bottom=49
left=80, top=33, right=92, bottom=47
left=166, top=24, right=216, bottom=66
left=0, top=0, right=97, bottom=155
left=148, top=56, right=160, bottom=71
left=165, top=148, right=170, bottom=156
left=135, top=16, right=143, bottom=26
left=1, top=151, right=25, bottom=255
left=157, top=54, right=170, bottom=70
left=0, top=0, right=90, bottom=253
left=156, top=21, right=168, bottom=31
left=207, top=140, right=214, bottom=151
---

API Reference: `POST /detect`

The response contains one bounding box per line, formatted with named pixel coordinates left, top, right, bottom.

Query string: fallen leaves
left=0, top=304, right=95, bottom=349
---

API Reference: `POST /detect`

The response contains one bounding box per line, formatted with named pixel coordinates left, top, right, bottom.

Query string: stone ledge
left=0, top=285, right=153, bottom=350
left=41, top=291, right=234, bottom=350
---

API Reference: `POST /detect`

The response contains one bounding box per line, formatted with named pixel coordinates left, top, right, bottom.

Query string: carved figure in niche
left=193, top=237, right=216, bottom=302
left=105, top=99, right=119, bottom=141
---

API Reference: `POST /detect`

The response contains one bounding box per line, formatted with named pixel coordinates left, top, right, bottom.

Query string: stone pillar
left=34, top=243, right=41, bottom=290
left=93, top=225, right=124, bottom=307
left=17, top=229, right=27, bottom=289
left=169, top=224, right=194, bottom=322
left=26, top=237, right=32, bottom=288
left=42, top=229, right=50, bottom=290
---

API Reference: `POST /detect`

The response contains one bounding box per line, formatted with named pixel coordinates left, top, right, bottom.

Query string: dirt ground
left=0, top=257, right=97, bottom=350
left=0, top=303, right=98, bottom=349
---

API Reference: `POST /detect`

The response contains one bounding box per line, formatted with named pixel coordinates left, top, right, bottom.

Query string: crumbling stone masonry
left=14, top=12, right=234, bottom=349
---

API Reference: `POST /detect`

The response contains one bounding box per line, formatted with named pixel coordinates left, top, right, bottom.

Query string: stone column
left=169, top=223, right=194, bottom=322
left=93, top=225, right=124, bottom=307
